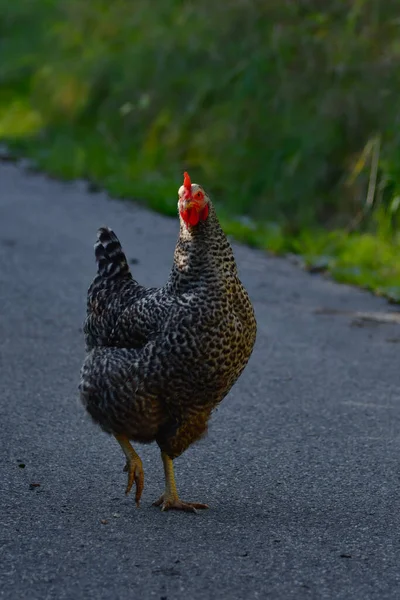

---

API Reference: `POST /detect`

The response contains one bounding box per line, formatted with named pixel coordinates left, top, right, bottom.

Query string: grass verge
left=1, top=0, right=400, bottom=301
left=3, top=116, right=400, bottom=303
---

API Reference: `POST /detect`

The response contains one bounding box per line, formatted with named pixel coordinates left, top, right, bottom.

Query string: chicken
left=79, top=172, right=257, bottom=512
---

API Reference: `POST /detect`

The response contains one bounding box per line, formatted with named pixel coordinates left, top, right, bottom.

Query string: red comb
left=183, top=171, right=191, bottom=192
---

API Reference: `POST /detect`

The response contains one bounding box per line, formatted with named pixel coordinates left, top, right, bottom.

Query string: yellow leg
left=114, top=434, right=144, bottom=507
left=153, top=452, right=209, bottom=513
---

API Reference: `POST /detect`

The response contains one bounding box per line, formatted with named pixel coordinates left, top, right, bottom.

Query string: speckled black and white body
left=79, top=175, right=257, bottom=509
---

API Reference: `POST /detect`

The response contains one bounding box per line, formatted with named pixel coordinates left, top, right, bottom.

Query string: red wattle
left=188, top=208, right=200, bottom=226
left=200, top=204, right=209, bottom=221
left=180, top=204, right=209, bottom=226
left=180, top=208, right=199, bottom=226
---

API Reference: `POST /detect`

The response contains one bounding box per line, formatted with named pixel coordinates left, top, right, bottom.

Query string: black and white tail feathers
left=94, top=227, right=131, bottom=280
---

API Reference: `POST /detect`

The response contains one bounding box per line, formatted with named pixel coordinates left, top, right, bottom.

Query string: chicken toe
left=124, top=456, right=144, bottom=506
left=153, top=452, right=208, bottom=513
left=153, top=494, right=208, bottom=513
left=115, top=434, right=144, bottom=507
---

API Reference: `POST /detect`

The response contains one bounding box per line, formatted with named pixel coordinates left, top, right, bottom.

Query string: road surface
left=1, top=162, right=399, bottom=599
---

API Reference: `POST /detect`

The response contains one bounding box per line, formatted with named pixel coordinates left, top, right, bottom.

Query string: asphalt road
left=1, top=161, right=400, bottom=600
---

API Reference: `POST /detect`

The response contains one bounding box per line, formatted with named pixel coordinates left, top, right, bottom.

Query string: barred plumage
left=94, top=227, right=131, bottom=280
left=79, top=174, right=257, bottom=511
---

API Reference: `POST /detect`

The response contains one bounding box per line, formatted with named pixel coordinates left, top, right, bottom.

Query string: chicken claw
left=153, top=494, right=208, bottom=513
left=154, top=452, right=209, bottom=513
left=123, top=457, right=144, bottom=506
left=115, top=434, right=144, bottom=507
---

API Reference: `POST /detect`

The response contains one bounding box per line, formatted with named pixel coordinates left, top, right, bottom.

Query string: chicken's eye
left=195, top=191, right=203, bottom=200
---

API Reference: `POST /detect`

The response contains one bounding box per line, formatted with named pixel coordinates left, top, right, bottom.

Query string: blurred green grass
left=1, top=0, right=400, bottom=300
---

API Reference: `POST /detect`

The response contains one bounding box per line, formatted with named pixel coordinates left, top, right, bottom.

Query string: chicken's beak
left=181, top=198, right=195, bottom=211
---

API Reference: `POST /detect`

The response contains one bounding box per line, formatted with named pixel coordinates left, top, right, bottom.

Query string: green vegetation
left=1, top=0, right=400, bottom=299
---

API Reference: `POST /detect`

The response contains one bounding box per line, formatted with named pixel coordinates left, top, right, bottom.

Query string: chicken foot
left=153, top=452, right=209, bottom=513
left=114, top=434, right=144, bottom=507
